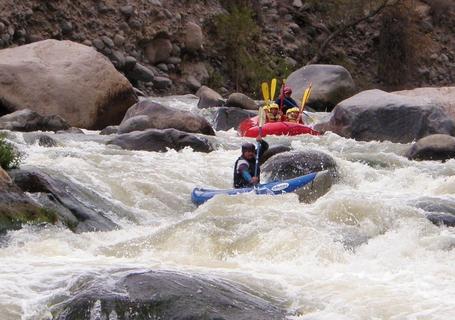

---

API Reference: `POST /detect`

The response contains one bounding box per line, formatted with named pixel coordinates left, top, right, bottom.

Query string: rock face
left=0, top=40, right=137, bottom=129
left=108, top=128, right=213, bottom=153
left=51, top=270, right=286, bottom=320
left=0, top=109, right=70, bottom=132
left=262, top=150, right=337, bottom=202
left=119, top=99, right=215, bottom=135
left=321, top=89, right=455, bottom=143
left=10, top=169, right=119, bottom=233
left=214, top=107, right=256, bottom=131
left=286, top=64, right=356, bottom=111
left=406, top=134, right=455, bottom=161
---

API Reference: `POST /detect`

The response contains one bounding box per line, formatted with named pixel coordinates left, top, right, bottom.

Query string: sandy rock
left=0, top=40, right=137, bottom=129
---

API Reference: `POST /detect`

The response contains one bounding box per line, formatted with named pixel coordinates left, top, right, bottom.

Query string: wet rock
left=10, top=169, right=120, bottom=233
left=261, top=145, right=292, bottom=164
left=0, top=109, right=70, bottom=132
left=0, top=40, right=137, bottom=129
left=23, top=133, right=58, bottom=147
left=413, top=197, right=455, bottom=227
left=51, top=270, right=285, bottom=320
left=406, top=134, right=455, bottom=161
left=184, top=22, right=203, bottom=52
left=226, top=93, right=258, bottom=110
left=286, top=64, right=356, bottom=111
left=196, top=86, right=224, bottom=109
left=214, top=107, right=256, bottom=131
left=100, top=125, right=118, bottom=135
left=119, top=99, right=215, bottom=135
left=262, top=150, right=337, bottom=202
left=321, top=90, right=455, bottom=143
left=108, top=128, right=213, bottom=153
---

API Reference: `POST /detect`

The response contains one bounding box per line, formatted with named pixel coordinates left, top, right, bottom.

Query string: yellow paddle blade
left=304, top=83, right=313, bottom=106
left=270, top=78, right=277, bottom=101
left=258, top=107, right=266, bottom=127
left=300, top=88, right=310, bottom=113
left=261, top=82, right=270, bottom=103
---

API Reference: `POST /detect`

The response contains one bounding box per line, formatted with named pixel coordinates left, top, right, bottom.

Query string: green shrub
left=0, top=133, right=22, bottom=170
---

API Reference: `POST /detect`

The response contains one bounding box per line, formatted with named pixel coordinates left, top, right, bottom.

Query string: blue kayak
left=191, top=172, right=317, bottom=206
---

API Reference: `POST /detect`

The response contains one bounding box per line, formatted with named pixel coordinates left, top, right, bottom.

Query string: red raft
left=238, top=116, right=320, bottom=137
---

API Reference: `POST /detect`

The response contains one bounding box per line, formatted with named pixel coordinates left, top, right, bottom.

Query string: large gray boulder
left=226, top=93, right=258, bottom=110
left=196, top=86, right=224, bottom=109
left=406, top=134, right=455, bottom=161
left=320, top=89, right=455, bottom=143
left=0, top=40, right=137, bottom=129
left=286, top=64, right=356, bottom=111
left=262, top=150, right=337, bottom=202
left=0, top=109, right=70, bottom=132
left=214, top=107, right=256, bottom=131
left=51, top=270, right=286, bottom=320
left=119, top=99, right=215, bottom=135
left=108, top=128, right=213, bottom=153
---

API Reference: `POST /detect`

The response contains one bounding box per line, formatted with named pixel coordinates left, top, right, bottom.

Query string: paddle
left=298, top=83, right=313, bottom=123
left=270, top=78, right=277, bottom=101
left=261, top=82, right=270, bottom=104
left=279, top=79, right=285, bottom=113
left=254, top=106, right=266, bottom=178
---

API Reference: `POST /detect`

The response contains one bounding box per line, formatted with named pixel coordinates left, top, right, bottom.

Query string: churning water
left=0, top=96, right=454, bottom=319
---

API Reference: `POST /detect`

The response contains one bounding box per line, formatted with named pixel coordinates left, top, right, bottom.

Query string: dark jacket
left=233, top=140, right=269, bottom=188
left=275, top=96, right=299, bottom=114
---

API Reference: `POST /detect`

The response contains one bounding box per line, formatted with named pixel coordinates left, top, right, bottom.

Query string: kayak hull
left=238, top=116, right=320, bottom=137
left=191, top=172, right=317, bottom=206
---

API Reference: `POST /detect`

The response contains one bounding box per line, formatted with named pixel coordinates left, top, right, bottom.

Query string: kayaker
left=265, top=103, right=281, bottom=122
left=285, top=107, right=300, bottom=123
left=276, top=86, right=299, bottom=114
left=233, top=137, right=269, bottom=188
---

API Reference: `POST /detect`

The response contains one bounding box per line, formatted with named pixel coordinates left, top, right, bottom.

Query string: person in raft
left=285, top=107, right=300, bottom=123
left=265, top=103, right=281, bottom=122
left=233, top=137, right=269, bottom=188
left=275, top=86, right=299, bottom=114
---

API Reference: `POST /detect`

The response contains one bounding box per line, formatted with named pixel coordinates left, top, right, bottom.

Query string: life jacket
left=267, top=112, right=281, bottom=122
left=233, top=156, right=256, bottom=188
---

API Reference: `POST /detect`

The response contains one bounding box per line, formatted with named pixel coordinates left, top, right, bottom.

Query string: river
left=1, top=95, right=454, bottom=319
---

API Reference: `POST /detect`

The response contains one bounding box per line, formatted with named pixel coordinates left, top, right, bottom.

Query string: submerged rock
left=51, top=270, right=286, bottom=320
left=406, top=134, right=455, bottom=161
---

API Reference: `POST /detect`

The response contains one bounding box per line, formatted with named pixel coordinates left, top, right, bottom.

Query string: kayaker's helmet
left=241, top=142, right=256, bottom=153
left=286, top=107, right=299, bottom=115
left=284, top=86, right=292, bottom=95
left=286, top=107, right=299, bottom=120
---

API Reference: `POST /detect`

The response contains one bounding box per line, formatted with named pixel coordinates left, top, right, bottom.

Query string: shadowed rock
left=196, top=86, right=224, bottom=109
left=108, top=128, right=213, bottom=153
left=214, top=107, right=256, bottom=131
left=226, top=93, right=258, bottom=110
left=119, top=99, right=215, bottom=135
left=0, top=109, right=70, bottom=132
left=51, top=270, right=286, bottom=320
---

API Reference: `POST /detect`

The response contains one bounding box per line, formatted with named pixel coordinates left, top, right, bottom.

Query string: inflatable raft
left=238, top=116, right=320, bottom=137
left=191, top=172, right=317, bottom=206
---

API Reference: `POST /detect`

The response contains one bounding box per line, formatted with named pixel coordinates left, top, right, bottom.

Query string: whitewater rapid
left=0, top=96, right=454, bottom=320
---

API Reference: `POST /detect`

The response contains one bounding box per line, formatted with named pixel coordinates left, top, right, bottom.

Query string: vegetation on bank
left=0, top=133, right=22, bottom=170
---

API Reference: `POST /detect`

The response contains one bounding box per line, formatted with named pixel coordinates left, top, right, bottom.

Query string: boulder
left=184, top=22, right=203, bottom=52
left=413, top=197, right=455, bottom=227
left=144, top=37, right=173, bottom=64
left=0, top=168, right=57, bottom=234
left=262, top=150, right=337, bottom=202
left=23, top=133, right=58, bottom=147
left=0, top=109, right=70, bottom=132
left=196, top=86, right=224, bottom=109
left=286, top=64, right=356, bottom=111
left=214, top=107, right=256, bottom=131
left=119, top=99, right=215, bottom=135
left=261, top=145, right=292, bottom=164
left=51, top=270, right=286, bottom=320
left=226, top=93, right=258, bottom=110
left=10, top=169, right=120, bottom=233
left=321, top=89, right=455, bottom=143
left=406, top=134, right=455, bottom=161
left=99, top=125, right=119, bottom=135
left=0, top=40, right=137, bottom=129
left=126, top=62, right=155, bottom=82
left=108, top=128, right=213, bottom=153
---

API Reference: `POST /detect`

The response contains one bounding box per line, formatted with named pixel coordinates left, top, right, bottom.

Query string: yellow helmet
left=268, top=103, right=279, bottom=110
left=286, top=107, right=299, bottom=114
